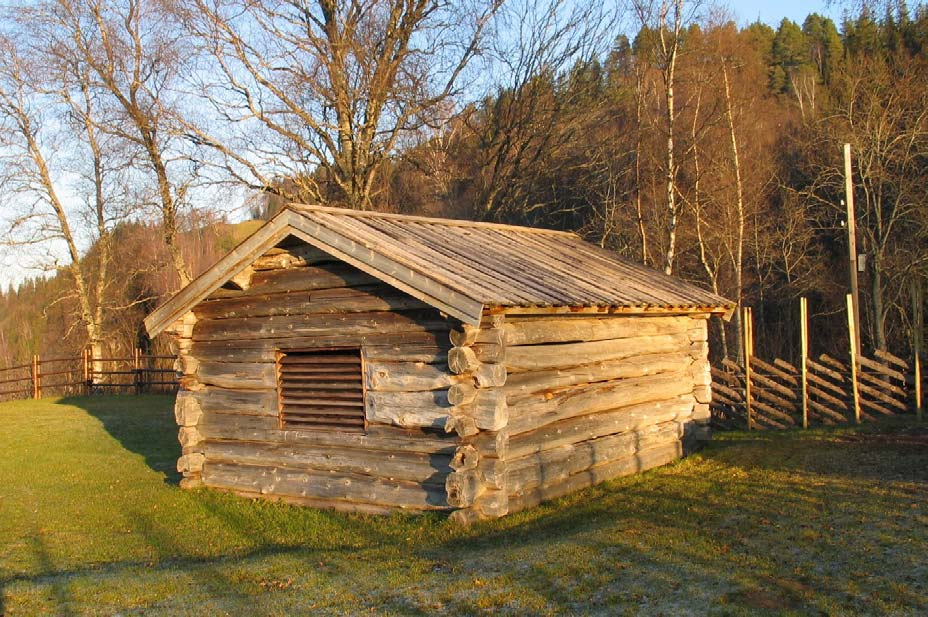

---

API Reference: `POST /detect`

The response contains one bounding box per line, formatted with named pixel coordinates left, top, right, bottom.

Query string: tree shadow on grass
left=59, top=394, right=182, bottom=485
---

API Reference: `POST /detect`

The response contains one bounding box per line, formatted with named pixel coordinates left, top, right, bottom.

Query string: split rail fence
left=712, top=296, right=925, bottom=430
left=0, top=349, right=178, bottom=402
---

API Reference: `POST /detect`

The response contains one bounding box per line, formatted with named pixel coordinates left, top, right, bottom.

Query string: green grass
left=1, top=396, right=926, bottom=616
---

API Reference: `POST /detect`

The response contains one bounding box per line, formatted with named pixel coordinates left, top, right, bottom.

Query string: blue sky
left=729, top=0, right=843, bottom=27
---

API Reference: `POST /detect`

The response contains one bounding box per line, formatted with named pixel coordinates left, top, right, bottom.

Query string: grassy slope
left=0, top=396, right=926, bottom=616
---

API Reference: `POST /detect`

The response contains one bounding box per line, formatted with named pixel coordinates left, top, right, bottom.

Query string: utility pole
left=844, top=143, right=861, bottom=356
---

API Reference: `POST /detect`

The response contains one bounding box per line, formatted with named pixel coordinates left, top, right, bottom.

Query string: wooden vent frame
left=276, top=348, right=366, bottom=432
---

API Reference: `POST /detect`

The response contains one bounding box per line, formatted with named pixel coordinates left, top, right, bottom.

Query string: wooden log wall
left=171, top=242, right=460, bottom=511
left=445, top=312, right=711, bottom=524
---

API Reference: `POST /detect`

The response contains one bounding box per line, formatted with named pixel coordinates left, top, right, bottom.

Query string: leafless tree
left=176, top=0, right=502, bottom=210
left=0, top=33, right=125, bottom=370
left=25, top=0, right=199, bottom=286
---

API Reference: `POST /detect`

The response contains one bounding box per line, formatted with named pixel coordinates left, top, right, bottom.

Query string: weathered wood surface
left=206, top=262, right=382, bottom=301
left=506, top=440, right=682, bottom=514
left=193, top=310, right=447, bottom=341
left=506, top=395, right=694, bottom=459
left=251, top=244, right=333, bottom=271
left=365, top=361, right=462, bottom=392
left=197, top=361, right=277, bottom=390
left=203, top=440, right=452, bottom=484
left=504, top=421, right=683, bottom=493
left=365, top=390, right=451, bottom=428
left=503, top=353, right=692, bottom=403
left=506, top=371, right=694, bottom=435
left=191, top=387, right=278, bottom=416
left=198, top=412, right=459, bottom=455
left=202, top=462, right=449, bottom=510
left=502, top=315, right=693, bottom=346
left=505, top=333, right=690, bottom=372
left=192, top=337, right=448, bottom=363
left=196, top=285, right=429, bottom=320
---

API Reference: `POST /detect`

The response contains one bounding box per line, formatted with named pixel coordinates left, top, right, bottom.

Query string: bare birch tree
left=0, top=34, right=125, bottom=370
left=27, top=0, right=198, bottom=286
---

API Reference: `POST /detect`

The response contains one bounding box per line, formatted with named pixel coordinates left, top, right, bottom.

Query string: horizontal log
left=857, top=368, right=907, bottom=397
left=807, top=382, right=848, bottom=410
left=506, top=440, right=682, bottom=515
left=505, top=421, right=682, bottom=494
left=711, top=381, right=744, bottom=403
left=207, top=262, right=381, bottom=301
left=818, top=354, right=848, bottom=372
left=506, top=395, right=694, bottom=460
left=750, top=357, right=799, bottom=386
left=856, top=380, right=907, bottom=411
left=773, top=358, right=799, bottom=374
left=177, top=453, right=205, bottom=474
left=202, top=462, right=449, bottom=510
left=365, top=361, right=462, bottom=392
left=198, top=412, right=458, bottom=454
left=365, top=390, right=451, bottom=428
left=503, top=352, right=691, bottom=403
left=807, top=359, right=845, bottom=385
left=750, top=398, right=796, bottom=425
left=448, top=346, right=479, bottom=374
left=196, top=285, right=429, bottom=320
left=197, top=361, right=277, bottom=390
left=190, top=335, right=448, bottom=363
left=858, top=355, right=907, bottom=382
left=751, top=387, right=797, bottom=412
left=874, top=349, right=908, bottom=370
left=193, top=310, right=447, bottom=342
left=507, top=371, right=693, bottom=435
left=858, top=395, right=896, bottom=416
left=192, top=387, right=278, bottom=416
left=722, top=358, right=745, bottom=374
left=808, top=399, right=846, bottom=423
left=203, top=440, right=452, bottom=484
left=711, top=367, right=743, bottom=387
left=503, top=315, right=692, bottom=346
left=506, top=333, right=690, bottom=372
left=251, top=244, right=334, bottom=270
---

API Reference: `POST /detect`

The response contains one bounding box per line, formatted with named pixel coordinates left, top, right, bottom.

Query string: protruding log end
left=448, top=346, right=480, bottom=374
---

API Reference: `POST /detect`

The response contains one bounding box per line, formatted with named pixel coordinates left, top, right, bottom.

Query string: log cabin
left=144, top=204, right=734, bottom=523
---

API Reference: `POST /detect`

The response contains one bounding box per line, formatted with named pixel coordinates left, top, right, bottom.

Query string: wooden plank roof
left=145, top=204, right=735, bottom=337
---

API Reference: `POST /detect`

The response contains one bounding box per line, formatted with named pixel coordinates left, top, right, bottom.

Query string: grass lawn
left=0, top=396, right=926, bottom=616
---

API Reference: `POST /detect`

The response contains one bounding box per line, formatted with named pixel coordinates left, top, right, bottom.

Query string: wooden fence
left=711, top=297, right=925, bottom=430
left=0, top=349, right=178, bottom=402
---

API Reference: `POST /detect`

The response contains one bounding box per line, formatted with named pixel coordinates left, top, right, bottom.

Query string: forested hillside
left=0, top=0, right=925, bottom=367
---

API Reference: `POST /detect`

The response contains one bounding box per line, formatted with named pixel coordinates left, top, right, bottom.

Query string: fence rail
left=0, top=348, right=178, bottom=402
left=711, top=296, right=925, bottom=430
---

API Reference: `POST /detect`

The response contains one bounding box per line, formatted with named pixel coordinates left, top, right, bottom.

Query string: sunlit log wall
left=164, top=240, right=712, bottom=521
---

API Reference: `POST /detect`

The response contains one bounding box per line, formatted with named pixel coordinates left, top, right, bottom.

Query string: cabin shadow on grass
left=59, top=394, right=182, bottom=485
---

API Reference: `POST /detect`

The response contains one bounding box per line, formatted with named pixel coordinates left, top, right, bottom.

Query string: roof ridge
left=285, top=203, right=578, bottom=237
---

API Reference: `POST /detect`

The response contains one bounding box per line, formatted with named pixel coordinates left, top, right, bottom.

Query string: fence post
left=134, top=348, right=143, bottom=395
left=800, top=297, right=809, bottom=429
left=743, top=306, right=754, bottom=431
left=915, top=353, right=923, bottom=422
left=847, top=294, right=861, bottom=424
left=31, top=354, right=40, bottom=400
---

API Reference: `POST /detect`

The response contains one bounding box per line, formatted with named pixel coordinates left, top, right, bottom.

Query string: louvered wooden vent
left=277, top=349, right=366, bottom=431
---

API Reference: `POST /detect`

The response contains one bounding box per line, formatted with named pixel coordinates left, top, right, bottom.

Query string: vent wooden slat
left=277, top=349, right=365, bottom=431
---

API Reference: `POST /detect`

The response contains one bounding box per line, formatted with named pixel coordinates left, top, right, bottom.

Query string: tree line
left=0, top=0, right=926, bottom=368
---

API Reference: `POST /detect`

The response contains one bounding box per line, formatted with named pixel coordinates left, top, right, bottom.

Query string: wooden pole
left=913, top=278, right=923, bottom=421
left=31, top=354, right=39, bottom=400
left=743, top=306, right=754, bottom=430
left=800, top=297, right=809, bottom=429
left=844, top=143, right=861, bottom=356
left=82, top=348, right=89, bottom=395
left=847, top=293, right=861, bottom=424
left=134, top=348, right=143, bottom=395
